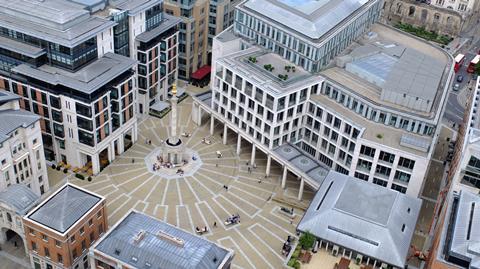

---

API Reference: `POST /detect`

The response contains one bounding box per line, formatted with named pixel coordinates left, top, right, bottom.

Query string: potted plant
left=299, top=231, right=315, bottom=250
left=248, top=56, right=257, bottom=63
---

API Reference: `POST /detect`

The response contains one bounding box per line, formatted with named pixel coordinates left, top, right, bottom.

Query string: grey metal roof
left=112, top=0, right=163, bottom=15
left=242, top=0, right=371, bottom=40
left=273, top=143, right=329, bottom=184
left=0, top=108, right=40, bottom=143
left=195, top=91, right=212, bottom=106
left=448, top=190, right=480, bottom=268
left=135, top=13, right=181, bottom=43
left=13, top=53, right=136, bottom=94
left=0, top=0, right=116, bottom=47
left=27, top=184, right=102, bottom=233
left=150, top=101, right=169, bottom=112
left=0, top=36, right=46, bottom=58
left=297, top=171, right=422, bottom=268
left=383, top=47, right=444, bottom=100
left=94, top=211, right=233, bottom=269
left=0, top=90, right=21, bottom=105
left=0, top=184, right=39, bottom=215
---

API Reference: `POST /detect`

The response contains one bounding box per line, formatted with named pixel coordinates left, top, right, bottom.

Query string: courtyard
left=66, top=95, right=315, bottom=269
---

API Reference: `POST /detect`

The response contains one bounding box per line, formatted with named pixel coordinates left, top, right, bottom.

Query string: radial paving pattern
left=70, top=97, right=315, bottom=269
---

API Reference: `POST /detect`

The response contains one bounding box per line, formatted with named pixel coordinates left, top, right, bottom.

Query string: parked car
left=457, top=75, right=464, bottom=82
left=453, top=83, right=460, bottom=91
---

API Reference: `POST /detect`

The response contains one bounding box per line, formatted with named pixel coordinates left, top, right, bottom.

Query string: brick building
left=23, top=183, right=106, bottom=269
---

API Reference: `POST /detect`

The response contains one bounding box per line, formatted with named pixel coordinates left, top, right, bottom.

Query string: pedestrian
left=258, top=179, right=262, bottom=184
left=132, top=158, right=135, bottom=163
left=246, top=161, right=249, bottom=166
left=14, top=241, right=17, bottom=248
left=213, top=221, right=217, bottom=228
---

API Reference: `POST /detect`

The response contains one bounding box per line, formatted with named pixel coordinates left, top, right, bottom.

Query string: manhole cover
left=283, top=147, right=292, bottom=153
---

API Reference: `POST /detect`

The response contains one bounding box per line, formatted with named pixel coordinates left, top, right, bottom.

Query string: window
left=97, top=210, right=102, bottom=218
left=42, top=234, right=48, bottom=242
left=70, top=235, right=75, bottom=242
left=391, top=184, right=407, bottom=193
left=72, top=248, right=78, bottom=260
left=360, top=145, right=375, bottom=158
left=80, top=227, right=84, bottom=235
left=44, top=247, right=50, bottom=258
left=375, top=165, right=392, bottom=178
left=31, top=241, right=37, bottom=251
left=58, top=254, right=63, bottom=264
left=90, top=232, right=95, bottom=243
left=398, top=157, right=415, bottom=170
left=373, top=178, right=388, bottom=187
left=29, top=228, right=35, bottom=235
left=55, top=240, right=61, bottom=247
left=81, top=240, right=86, bottom=251
left=379, top=151, right=395, bottom=164
left=89, top=218, right=93, bottom=226
left=394, top=171, right=411, bottom=183
left=354, top=172, right=369, bottom=181
left=357, top=159, right=372, bottom=172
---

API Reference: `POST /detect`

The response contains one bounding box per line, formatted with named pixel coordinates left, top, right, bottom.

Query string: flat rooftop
left=444, top=191, right=480, bottom=268
left=136, top=13, right=182, bottom=43
left=217, top=47, right=323, bottom=95
left=0, top=0, right=116, bottom=47
left=26, top=184, right=102, bottom=234
left=311, top=94, right=431, bottom=156
left=93, top=211, right=233, bottom=269
left=13, top=52, right=136, bottom=95
left=321, top=24, right=450, bottom=119
left=298, top=171, right=422, bottom=268
left=241, top=0, right=375, bottom=40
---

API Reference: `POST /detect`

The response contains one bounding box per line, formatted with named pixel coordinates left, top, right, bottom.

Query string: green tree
left=299, top=231, right=316, bottom=250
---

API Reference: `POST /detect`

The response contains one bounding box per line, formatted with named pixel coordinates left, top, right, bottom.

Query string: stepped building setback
left=192, top=0, right=454, bottom=198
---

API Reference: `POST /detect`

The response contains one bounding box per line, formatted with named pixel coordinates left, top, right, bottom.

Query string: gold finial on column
left=172, top=83, right=177, bottom=96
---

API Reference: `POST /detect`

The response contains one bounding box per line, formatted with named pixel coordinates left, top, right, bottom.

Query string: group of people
left=202, top=137, right=212, bottom=145
left=282, top=236, right=294, bottom=256
left=152, top=155, right=188, bottom=172
left=225, top=213, right=240, bottom=225
left=145, top=139, right=153, bottom=145
left=195, top=226, right=208, bottom=234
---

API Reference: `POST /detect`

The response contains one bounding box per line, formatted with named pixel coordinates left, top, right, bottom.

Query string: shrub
left=248, top=56, right=257, bottom=63
left=88, top=176, right=92, bottom=182
left=299, top=231, right=315, bottom=250
left=263, top=64, right=274, bottom=72
left=63, top=168, right=68, bottom=173
left=292, top=248, right=300, bottom=259
left=51, top=164, right=56, bottom=169
left=75, top=173, right=85, bottom=180
left=293, top=260, right=301, bottom=269
left=356, top=257, right=361, bottom=265
left=287, top=258, right=297, bottom=267
left=376, top=133, right=383, bottom=139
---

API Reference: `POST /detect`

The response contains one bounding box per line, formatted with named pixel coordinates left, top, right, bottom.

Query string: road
left=443, top=46, right=479, bottom=127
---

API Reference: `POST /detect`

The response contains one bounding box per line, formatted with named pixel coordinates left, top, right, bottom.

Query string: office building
left=297, top=171, right=422, bottom=269
left=0, top=0, right=180, bottom=174
left=90, top=210, right=234, bottom=269
left=0, top=90, right=49, bottom=196
left=23, top=183, right=107, bottom=269
left=192, top=0, right=452, bottom=198
left=0, top=184, right=40, bottom=256
left=427, top=190, right=480, bottom=269
left=449, top=77, right=480, bottom=192
left=164, top=0, right=240, bottom=79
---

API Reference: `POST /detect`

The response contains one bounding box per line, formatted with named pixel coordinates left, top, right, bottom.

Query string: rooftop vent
left=156, top=230, right=185, bottom=248
left=114, top=249, right=121, bottom=255
left=133, top=230, right=146, bottom=244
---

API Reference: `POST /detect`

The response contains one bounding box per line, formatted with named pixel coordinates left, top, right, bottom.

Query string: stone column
left=250, top=144, right=256, bottom=165
left=223, top=124, right=228, bottom=145
left=210, top=115, right=215, bottom=135
left=236, top=134, right=242, bottom=155
left=298, top=177, right=304, bottom=201
left=169, top=95, right=179, bottom=145
left=266, top=154, right=271, bottom=177
left=107, top=145, right=113, bottom=163
left=281, top=166, right=288, bottom=189
left=91, top=154, right=100, bottom=175
left=198, top=107, right=202, bottom=125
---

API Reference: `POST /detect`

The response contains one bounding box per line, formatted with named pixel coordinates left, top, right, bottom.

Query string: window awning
left=191, top=65, right=211, bottom=80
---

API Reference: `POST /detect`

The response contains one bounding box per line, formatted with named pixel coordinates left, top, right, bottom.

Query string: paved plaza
left=68, top=96, right=315, bottom=269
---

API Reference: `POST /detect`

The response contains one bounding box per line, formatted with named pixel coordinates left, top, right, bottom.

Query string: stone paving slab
left=70, top=98, right=310, bottom=268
